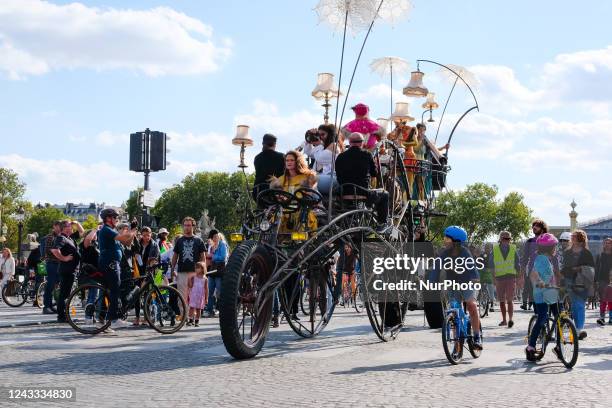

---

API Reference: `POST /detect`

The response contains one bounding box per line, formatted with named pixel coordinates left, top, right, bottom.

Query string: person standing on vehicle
left=253, top=133, right=285, bottom=201
left=97, top=209, right=138, bottom=330
left=520, top=219, right=548, bottom=310
left=171, top=217, right=206, bottom=305
left=561, top=229, right=595, bottom=340
left=204, top=229, right=228, bottom=318
left=490, top=232, right=520, bottom=327
left=41, top=220, right=62, bottom=314
left=50, top=220, right=84, bottom=323
left=595, top=237, right=612, bottom=325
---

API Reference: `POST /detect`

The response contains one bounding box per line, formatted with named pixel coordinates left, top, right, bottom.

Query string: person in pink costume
left=341, top=103, right=384, bottom=150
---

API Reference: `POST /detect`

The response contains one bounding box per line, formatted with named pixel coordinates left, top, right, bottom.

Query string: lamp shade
left=422, top=92, right=439, bottom=110
left=403, top=70, right=428, bottom=97
left=232, top=125, right=253, bottom=147
left=312, top=72, right=340, bottom=99
left=376, top=117, right=390, bottom=133
left=391, top=102, right=414, bottom=122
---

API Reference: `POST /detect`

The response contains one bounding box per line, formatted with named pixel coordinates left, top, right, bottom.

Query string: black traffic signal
left=129, top=129, right=167, bottom=172
left=150, top=131, right=166, bottom=171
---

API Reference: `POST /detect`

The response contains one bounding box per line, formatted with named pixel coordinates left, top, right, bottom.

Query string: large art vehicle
left=218, top=0, right=480, bottom=359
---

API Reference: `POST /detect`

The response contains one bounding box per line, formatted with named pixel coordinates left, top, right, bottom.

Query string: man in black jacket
left=253, top=134, right=285, bottom=201
left=335, top=132, right=389, bottom=229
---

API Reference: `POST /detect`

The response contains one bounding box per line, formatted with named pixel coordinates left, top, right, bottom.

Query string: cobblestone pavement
left=0, top=304, right=610, bottom=407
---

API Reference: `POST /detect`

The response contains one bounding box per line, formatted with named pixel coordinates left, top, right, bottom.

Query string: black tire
left=354, top=284, right=364, bottom=313
left=424, top=300, right=444, bottom=329
left=479, top=291, right=490, bottom=318
left=557, top=317, right=579, bottom=368
left=442, top=313, right=463, bottom=365
left=66, top=283, right=111, bottom=334
left=219, top=241, right=274, bottom=359
left=2, top=280, right=27, bottom=307
left=143, top=285, right=187, bottom=334
left=526, top=314, right=547, bottom=361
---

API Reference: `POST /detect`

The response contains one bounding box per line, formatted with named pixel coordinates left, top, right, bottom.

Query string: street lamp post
left=232, top=125, right=254, bottom=206
left=15, top=206, right=25, bottom=275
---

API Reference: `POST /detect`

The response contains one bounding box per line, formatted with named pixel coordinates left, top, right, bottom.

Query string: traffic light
left=129, top=132, right=145, bottom=172
left=129, top=129, right=167, bottom=172
left=149, top=131, right=166, bottom=171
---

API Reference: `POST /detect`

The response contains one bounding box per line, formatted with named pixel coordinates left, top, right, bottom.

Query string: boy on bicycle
left=434, top=226, right=482, bottom=350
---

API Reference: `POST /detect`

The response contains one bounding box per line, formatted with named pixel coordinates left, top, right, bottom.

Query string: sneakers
left=578, top=330, right=587, bottom=340
left=525, top=346, right=537, bottom=362
left=472, top=335, right=483, bottom=351
left=84, top=317, right=94, bottom=325
left=194, top=320, right=199, bottom=327
left=42, top=307, right=55, bottom=315
left=508, top=320, right=514, bottom=328
left=597, top=318, right=605, bottom=326
left=520, top=303, right=527, bottom=311
left=111, top=319, right=131, bottom=329
left=187, top=318, right=194, bottom=326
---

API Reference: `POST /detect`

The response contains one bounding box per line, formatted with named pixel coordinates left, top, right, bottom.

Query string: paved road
left=0, top=303, right=610, bottom=407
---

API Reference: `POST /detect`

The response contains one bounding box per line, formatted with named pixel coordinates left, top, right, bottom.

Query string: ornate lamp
left=312, top=73, right=341, bottom=124
left=232, top=125, right=253, bottom=169
left=391, top=102, right=414, bottom=123
left=422, top=92, right=439, bottom=122
left=376, top=117, right=390, bottom=138
left=403, top=68, right=428, bottom=97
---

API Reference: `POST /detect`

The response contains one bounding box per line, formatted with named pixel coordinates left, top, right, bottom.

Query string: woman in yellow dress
left=270, top=150, right=318, bottom=233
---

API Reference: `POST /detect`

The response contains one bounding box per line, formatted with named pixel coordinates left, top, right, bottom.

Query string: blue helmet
left=444, top=225, right=468, bottom=242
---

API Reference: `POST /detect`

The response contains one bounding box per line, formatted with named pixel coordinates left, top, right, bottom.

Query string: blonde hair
left=571, top=229, right=589, bottom=249
left=2, top=248, right=12, bottom=258
left=195, top=261, right=207, bottom=275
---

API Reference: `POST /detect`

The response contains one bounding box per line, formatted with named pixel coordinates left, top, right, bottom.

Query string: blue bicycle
left=442, top=299, right=483, bottom=364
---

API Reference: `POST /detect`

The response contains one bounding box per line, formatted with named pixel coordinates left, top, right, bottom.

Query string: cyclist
left=435, top=226, right=482, bottom=350
left=337, top=243, right=358, bottom=305
left=97, top=208, right=138, bottom=331
left=525, top=233, right=561, bottom=361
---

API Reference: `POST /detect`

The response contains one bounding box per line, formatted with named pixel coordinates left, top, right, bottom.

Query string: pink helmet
left=536, top=233, right=558, bottom=247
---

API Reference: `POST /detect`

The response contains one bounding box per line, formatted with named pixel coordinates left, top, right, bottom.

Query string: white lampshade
left=403, top=70, right=428, bottom=97
left=376, top=117, right=390, bottom=133
left=312, top=72, right=341, bottom=99
left=422, top=92, right=439, bottom=110
left=232, top=125, right=253, bottom=146
left=391, top=102, right=414, bottom=122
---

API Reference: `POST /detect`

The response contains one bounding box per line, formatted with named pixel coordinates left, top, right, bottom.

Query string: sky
left=0, top=0, right=611, bottom=226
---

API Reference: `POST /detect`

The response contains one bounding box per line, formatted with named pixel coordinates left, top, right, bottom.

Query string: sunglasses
left=501, top=237, right=511, bottom=241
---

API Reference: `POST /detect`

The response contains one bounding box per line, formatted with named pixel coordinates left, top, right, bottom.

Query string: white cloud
left=0, top=0, right=232, bottom=79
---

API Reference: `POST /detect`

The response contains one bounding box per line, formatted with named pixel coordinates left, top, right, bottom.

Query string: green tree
left=0, top=168, right=28, bottom=251
left=125, top=188, right=143, bottom=220
left=82, top=214, right=99, bottom=231
left=432, top=183, right=499, bottom=243
left=153, top=171, right=254, bottom=235
left=494, top=191, right=532, bottom=241
left=26, top=206, right=64, bottom=238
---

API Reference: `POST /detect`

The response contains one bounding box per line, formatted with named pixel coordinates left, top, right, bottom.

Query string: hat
left=351, top=103, right=369, bottom=116
left=262, top=133, right=277, bottom=145
left=499, top=231, right=512, bottom=240
left=158, top=228, right=169, bottom=235
left=559, top=231, right=571, bottom=241
left=349, top=132, right=365, bottom=142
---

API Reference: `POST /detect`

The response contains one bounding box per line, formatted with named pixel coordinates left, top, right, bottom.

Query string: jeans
left=56, top=267, right=75, bottom=320
left=103, top=261, right=121, bottom=321
left=528, top=302, right=559, bottom=347
left=570, top=294, right=586, bottom=331
left=43, top=262, right=60, bottom=309
left=205, top=276, right=222, bottom=313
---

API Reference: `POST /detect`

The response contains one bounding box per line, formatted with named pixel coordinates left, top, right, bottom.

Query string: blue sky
left=1, top=0, right=611, bottom=226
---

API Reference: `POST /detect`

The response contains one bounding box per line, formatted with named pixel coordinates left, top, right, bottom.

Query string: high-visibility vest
left=493, top=244, right=517, bottom=278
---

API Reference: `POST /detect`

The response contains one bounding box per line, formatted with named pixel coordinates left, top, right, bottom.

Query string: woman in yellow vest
left=491, top=231, right=520, bottom=328
left=270, top=150, right=318, bottom=234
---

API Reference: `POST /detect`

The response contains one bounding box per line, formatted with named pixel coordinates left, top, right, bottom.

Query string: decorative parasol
left=370, top=56, right=410, bottom=119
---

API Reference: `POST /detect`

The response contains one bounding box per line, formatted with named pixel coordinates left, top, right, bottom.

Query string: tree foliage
left=153, top=171, right=255, bottom=235
left=430, top=183, right=532, bottom=243
left=26, top=206, right=65, bottom=239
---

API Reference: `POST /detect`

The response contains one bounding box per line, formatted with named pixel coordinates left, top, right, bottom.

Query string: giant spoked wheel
left=219, top=240, right=274, bottom=359
left=280, top=265, right=336, bottom=338
left=66, top=283, right=111, bottom=334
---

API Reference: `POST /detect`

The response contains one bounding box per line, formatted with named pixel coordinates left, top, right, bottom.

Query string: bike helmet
left=536, top=233, right=558, bottom=247
left=444, top=226, right=468, bottom=242
left=100, top=208, right=120, bottom=220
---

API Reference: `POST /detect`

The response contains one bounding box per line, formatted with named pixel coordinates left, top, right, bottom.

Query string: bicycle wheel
left=300, top=284, right=310, bottom=316
left=143, top=285, right=186, bottom=334
left=66, top=283, right=111, bottom=334
left=442, top=313, right=463, bottom=365
left=557, top=317, right=579, bottom=368
left=478, top=291, right=490, bottom=318
left=526, top=315, right=548, bottom=361
left=353, top=284, right=364, bottom=313
left=467, top=322, right=483, bottom=359
left=219, top=241, right=274, bottom=359
left=36, top=281, right=46, bottom=308
left=2, top=281, right=27, bottom=307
